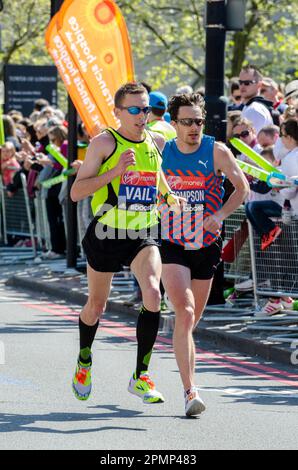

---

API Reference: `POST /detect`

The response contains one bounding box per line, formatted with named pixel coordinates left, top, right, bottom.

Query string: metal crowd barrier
left=223, top=205, right=251, bottom=283
left=205, top=205, right=254, bottom=315
left=61, top=199, right=88, bottom=259
left=249, top=219, right=298, bottom=300
left=0, top=174, right=37, bottom=262
left=248, top=218, right=298, bottom=345
left=34, top=190, right=51, bottom=252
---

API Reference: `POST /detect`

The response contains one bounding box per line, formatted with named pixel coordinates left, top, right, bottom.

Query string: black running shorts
left=159, top=238, right=222, bottom=280
left=82, top=218, right=159, bottom=273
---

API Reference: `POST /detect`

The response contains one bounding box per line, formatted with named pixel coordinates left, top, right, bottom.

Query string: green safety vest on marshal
left=91, top=128, right=162, bottom=230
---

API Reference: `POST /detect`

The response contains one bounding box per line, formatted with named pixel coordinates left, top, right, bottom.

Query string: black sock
left=79, top=317, right=99, bottom=364
left=135, top=306, right=160, bottom=378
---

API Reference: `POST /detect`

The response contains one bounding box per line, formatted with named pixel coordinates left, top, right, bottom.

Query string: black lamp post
left=204, top=0, right=247, bottom=142
left=204, top=0, right=227, bottom=142
left=51, top=0, right=78, bottom=269
left=204, top=0, right=246, bottom=306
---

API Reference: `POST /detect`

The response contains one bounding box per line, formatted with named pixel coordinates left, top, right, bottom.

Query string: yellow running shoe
left=72, top=359, right=92, bottom=401
left=128, top=372, right=164, bottom=404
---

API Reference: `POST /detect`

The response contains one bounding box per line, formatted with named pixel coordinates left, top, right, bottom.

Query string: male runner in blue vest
left=159, top=93, right=249, bottom=416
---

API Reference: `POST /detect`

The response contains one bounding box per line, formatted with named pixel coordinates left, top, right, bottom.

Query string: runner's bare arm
left=206, top=142, right=249, bottom=230
left=150, top=132, right=186, bottom=213
left=70, top=133, right=135, bottom=202
left=149, top=131, right=169, bottom=196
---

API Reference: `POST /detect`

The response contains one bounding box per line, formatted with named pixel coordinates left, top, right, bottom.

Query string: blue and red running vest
left=159, top=135, right=225, bottom=249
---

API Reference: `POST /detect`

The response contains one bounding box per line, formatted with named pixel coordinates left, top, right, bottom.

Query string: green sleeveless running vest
left=91, top=128, right=162, bottom=230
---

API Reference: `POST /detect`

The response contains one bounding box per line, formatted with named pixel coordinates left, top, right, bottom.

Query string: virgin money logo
left=167, top=176, right=183, bottom=189
left=183, top=180, right=204, bottom=188
left=122, top=171, right=140, bottom=185
left=167, top=175, right=205, bottom=190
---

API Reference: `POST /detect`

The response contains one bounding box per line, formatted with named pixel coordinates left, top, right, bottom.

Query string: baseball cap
left=149, top=91, right=168, bottom=110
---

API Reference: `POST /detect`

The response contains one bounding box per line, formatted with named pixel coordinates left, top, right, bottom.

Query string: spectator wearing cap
left=261, top=77, right=287, bottom=115
left=239, top=65, right=273, bottom=133
left=284, top=80, right=298, bottom=106
left=147, top=91, right=176, bottom=141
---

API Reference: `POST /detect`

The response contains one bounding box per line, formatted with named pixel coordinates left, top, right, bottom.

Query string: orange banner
left=45, top=14, right=103, bottom=137
left=45, top=0, right=135, bottom=134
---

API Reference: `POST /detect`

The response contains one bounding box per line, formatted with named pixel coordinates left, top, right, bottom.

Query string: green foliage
left=0, top=0, right=297, bottom=102
left=0, top=0, right=51, bottom=77
left=119, top=0, right=298, bottom=88
left=227, top=0, right=298, bottom=80
left=119, top=0, right=205, bottom=89
left=0, top=0, right=69, bottom=111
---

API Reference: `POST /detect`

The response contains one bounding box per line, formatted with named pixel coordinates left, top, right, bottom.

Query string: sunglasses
left=175, top=118, right=205, bottom=127
left=233, top=130, right=250, bottom=139
left=233, top=95, right=242, bottom=101
left=239, top=80, right=258, bottom=86
left=118, top=106, right=152, bottom=115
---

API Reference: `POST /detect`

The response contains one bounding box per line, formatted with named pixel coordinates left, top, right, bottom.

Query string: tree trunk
left=230, top=31, right=249, bottom=78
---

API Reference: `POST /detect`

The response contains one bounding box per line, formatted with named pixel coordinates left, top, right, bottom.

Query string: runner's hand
left=204, top=213, right=222, bottom=233
left=115, top=148, right=136, bottom=175
left=167, top=194, right=187, bottom=214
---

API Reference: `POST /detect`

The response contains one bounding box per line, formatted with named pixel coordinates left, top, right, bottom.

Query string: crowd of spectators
left=226, top=67, right=298, bottom=314
left=0, top=98, right=90, bottom=259
left=1, top=69, right=298, bottom=314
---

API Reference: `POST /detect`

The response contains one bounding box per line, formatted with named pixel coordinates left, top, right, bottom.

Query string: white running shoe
left=255, top=298, right=283, bottom=317
left=185, top=387, right=206, bottom=417
left=281, top=297, right=294, bottom=310
left=235, top=279, right=254, bottom=292
left=41, top=250, right=63, bottom=260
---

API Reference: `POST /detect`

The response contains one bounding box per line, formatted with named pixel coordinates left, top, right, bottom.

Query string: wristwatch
left=164, top=191, right=175, bottom=203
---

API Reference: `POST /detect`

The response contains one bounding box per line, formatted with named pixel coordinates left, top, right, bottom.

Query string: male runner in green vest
left=70, top=82, right=183, bottom=404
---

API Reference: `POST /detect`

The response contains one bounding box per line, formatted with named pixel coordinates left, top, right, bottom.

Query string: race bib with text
left=118, top=171, right=157, bottom=212
left=166, top=175, right=205, bottom=211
